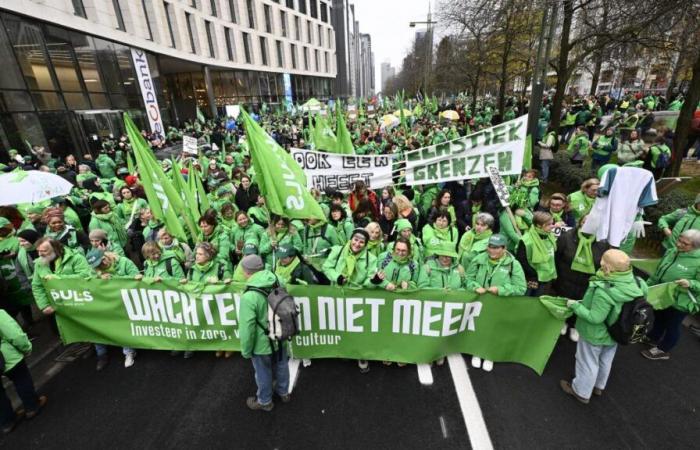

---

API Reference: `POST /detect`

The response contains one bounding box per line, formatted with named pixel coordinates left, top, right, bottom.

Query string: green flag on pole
left=312, top=114, right=339, bottom=152
left=335, top=103, right=355, bottom=155
left=171, top=158, right=201, bottom=226
left=523, top=134, right=533, bottom=171
left=240, top=107, right=325, bottom=221
left=124, top=113, right=194, bottom=242
left=126, top=151, right=135, bottom=174
left=188, top=161, right=210, bottom=215
left=196, top=106, right=206, bottom=124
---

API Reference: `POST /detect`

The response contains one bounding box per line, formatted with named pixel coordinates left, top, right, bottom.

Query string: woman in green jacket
left=115, top=186, right=147, bottom=227
left=141, top=241, right=185, bottom=280
left=417, top=244, right=465, bottom=290
left=303, top=218, right=341, bottom=260
left=248, top=195, right=270, bottom=228
left=198, top=208, right=233, bottom=271
left=258, top=216, right=303, bottom=270
left=229, top=211, right=265, bottom=265
left=421, top=210, right=458, bottom=259
left=322, top=228, right=377, bottom=288
left=458, top=212, right=494, bottom=271
left=328, top=204, right=355, bottom=244
left=365, top=222, right=386, bottom=258
left=372, top=238, right=420, bottom=291
left=516, top=211, right=557, bottom=296
left=567, top=178, right=600, bottom=226
left=88, top=200, right=127, bottom=250
left=561, top=249, right=648, bottom=404
left=642, top=230, right=700, bottom=360
left=658, top=194, right=700, bottom=251
left=0, top=310, right=46, bottom=433
left=498, top=207, right=532, bottom=253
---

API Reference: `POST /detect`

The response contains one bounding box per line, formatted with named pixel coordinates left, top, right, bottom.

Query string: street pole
left=527, top=1, right=559, bottom=140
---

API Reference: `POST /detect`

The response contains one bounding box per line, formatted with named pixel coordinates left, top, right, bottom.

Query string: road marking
left=447, top=354, right=493, bottom=450
left=288, top=358, right=301, bottom=394
left=417, top=363, right=434, bottom=385
left=439, top=415, right=448, bottom=439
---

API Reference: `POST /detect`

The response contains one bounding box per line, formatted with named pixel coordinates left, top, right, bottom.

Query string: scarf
left=571, top=231, right=596, bottom=274
left=520, top=178, right=539, bottom=188
left=525, top=226, right=555, bottom=265
left=514, top=214, right=528, bottom=231
left=431, top=225, right=453, bottom=242
left=550, top=210, right=563, bottom=223
left=459, top=229, right=492, bottom=255
left=367, top=239, right=383, bottom=256
left=339, top=243, right=361, bottom=280
left=275, top=257, right=300, bottom=283
left=93, top=212, right=127, bottom=245
left=193, top=260, right=215, bottom=280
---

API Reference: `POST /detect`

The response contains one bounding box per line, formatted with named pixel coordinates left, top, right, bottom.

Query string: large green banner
left=44, top=277, right=563, bottom=374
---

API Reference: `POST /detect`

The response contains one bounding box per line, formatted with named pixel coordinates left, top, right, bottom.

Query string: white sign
left=225, top=105, right=240, bottom=119
left=183, top=136, right=198, bottom=155
left=404, top=115, right=528, bottom=186
left=130, top=48, right=164, bottom=136
left=291, top=148, right=394, bottom=192
left=487, top=165, right=510, bottom=207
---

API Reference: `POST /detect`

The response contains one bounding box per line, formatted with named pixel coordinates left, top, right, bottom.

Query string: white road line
left=417, top=363, right=434, bottom=385
left=447, top=354, right=493, bottom=450
left=439, top=415, right=448, bottom=439
left=288, top=358, right=301, bottom=394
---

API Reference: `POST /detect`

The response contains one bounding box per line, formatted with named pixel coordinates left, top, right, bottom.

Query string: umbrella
left=381, top=114, right=400, bottom=129
left=0, top=170, right=73, bottom=206
left=301, top=98, right=323, bottom=111
left=441, top=110, right=460, bottom=121
left=393, top=109, right=413, bottom=117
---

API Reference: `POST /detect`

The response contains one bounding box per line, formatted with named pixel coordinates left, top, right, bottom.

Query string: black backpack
left=245, top=280, right=300, bottom=341
left=605, top=278, right=654, bottom=345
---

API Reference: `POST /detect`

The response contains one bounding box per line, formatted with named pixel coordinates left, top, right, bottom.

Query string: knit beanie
left=240, top=254, right=264, bottom=273
left=17, top=229, right=41, bottom=245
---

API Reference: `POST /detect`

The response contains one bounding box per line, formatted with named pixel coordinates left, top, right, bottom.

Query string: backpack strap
left=165, top=258, right=173, bottom=277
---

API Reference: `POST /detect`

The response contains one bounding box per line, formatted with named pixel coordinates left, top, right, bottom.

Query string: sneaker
left=560, top=380, right=590, bottom=404
left=358, top=360, right=370, bottom=373
left=435, top=357, right=445, bottom=366
left=641, top=347, right=670, bottom=360
left=637, top=335, right=657, bottom=347
left=2, top=420, right=17, bottom=435
left=246, top=396, right=273, bottom=412
left=124, top=353, right=136, bottom=368
left=25, top=396, right=47, bottom=420
left=224, top=352, right=233, bottom=358
left=593, top=388, right=604, bottom=397
left=276, top=393, right=291, bottom=403
left=215, top=351, right=223, bottom=358
left=569, top=328, right=580, bottom=343
left=482, top=360, right=494, bottom=372
left=471, top=356, right=482, bottom=369
left=183, top=351, right=194, bottom=359
left=560, top=324, right=568, bottom=335
left=96, top=355, right=109, bottom=371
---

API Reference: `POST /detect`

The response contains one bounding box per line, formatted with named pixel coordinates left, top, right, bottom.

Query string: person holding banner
left=328, top=204, right=355, bottom=244
left=466, top=234, right=527, bottom=371
left=516, top=212, right=558, bottom=297
left=417, top=244, right=465, bottom=290
left=273, top=245, right=319, bottom=286
left=229, top=211, right=264, bottom=265
left=457, top=212, right=494, bottom=271
left=198, top=209, right=233, bottom=271
left=372, top=238, right=420, bottom=291
left=387, top=219, right=424, bottom=263
left=322, top=228, right=377, bottom=289
left=302, top=218, right=341, bottom=259
left=141, top=241, right=185, bottom=281
left=422, top=211, right=458, bottom=259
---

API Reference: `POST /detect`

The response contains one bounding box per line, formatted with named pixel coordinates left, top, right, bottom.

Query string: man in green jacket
left=417, top=244, right=466, bottom=290
left=658, top=193, right=700, bottom=251
left=561, top=249, right=648, bottom=404
left=642, top=229, right=700, bottom=360
left=0, top=310, right=47, bottom=433
left=32, top=238, right=92, bottom=315
left=239, top=254, right=289, bottom=411
left=465, top=234, right=527, bottom=298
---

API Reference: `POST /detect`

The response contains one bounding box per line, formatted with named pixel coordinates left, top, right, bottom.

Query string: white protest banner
left=487, top=165, right=510, bottom=207
left=347, top=104, right=357, bottom=120
left=367, top=104, right=376, bottom=118
left=291, top=148, right=393, bottom=192
left=404, top=115, right=527, bottom=185
left=225, top=105, right=240, bottom=119
left=182, top=136, right=198, bottom=155
left=130, top=48, right=164, bottom=136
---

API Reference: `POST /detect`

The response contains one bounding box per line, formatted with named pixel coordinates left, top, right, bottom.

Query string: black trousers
left=0, top=360, right=39, bottom=426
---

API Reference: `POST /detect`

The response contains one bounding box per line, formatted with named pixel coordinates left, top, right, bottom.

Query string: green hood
left=589, top=269, right=644, bottom=301
left=246, top=269, right=277, bottom=288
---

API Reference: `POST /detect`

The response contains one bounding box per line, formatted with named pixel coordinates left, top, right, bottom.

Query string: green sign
left=44, top=277, right=563, bottom=375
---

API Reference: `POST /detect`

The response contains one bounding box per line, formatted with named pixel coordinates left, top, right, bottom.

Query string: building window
left=112, top=0, right=126, bottom=31
left=246, top=0, right=256, bottom=29
left=286, top=0, right=294, bottom=8
left=327, top=28, right=332, bottom=49
left=314, top=49, right=319, bottom=71
left=164, top=1, right=176, bottom=47
left=320, top=1, right=328, bottom=22
left=324, top=51, right=329, bottom=73
left=290, top=43, right=297, bottom=69
left=294, top=16, right=301, bottom=40
left=303, top=47, right=309, bottom=70
left=191, top=0, right=197, bottom=7
left=260, top=37, right=268, bottom=65
left=224, top=28, right=235, bottom=60
left=72, top=0, right=87, bottom=18
left=142, top=0, right=153, bottom=40
left=309, top=0, right=317, bottom=19
left=185, top=12, right=197, bottom=53
left=276, top=40, right=284, bottom=67
left=210, top=0, right=217, bottom=16
left=228, top=0, right=237, bottom=22
left=280, top=11, right=288, bottom=37
left=306, top=20, right=312, bottom=44
left=205, top=21, right=215, bottom=57
left=317, top=24, right=322, bottom=47
left=242, top=32, right=252, bottom=63
left=298, top=0, right=306, bottom=14
left=264, top=4, right=272, bottom=33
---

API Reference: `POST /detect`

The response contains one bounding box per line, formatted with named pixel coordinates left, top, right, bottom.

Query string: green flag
left=335, top=103, right=355, bottom=155
left=312, top=113, right=338, bottom=152
left=126, top=151, right=135, bottom=174
left=523, top=134, right=533, bottom=171
left=124, top=113, right=193, bottom=242
left=241, top=107, right=325, bottom=220
left=196, top=106, right=206, bottom=124
left=188, top=161, right=210, bottom=214
left=171, top=158, right=200, bottom=226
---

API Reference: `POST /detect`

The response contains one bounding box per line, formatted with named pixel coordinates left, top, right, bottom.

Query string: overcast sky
left=351, top=0, right=436, bottom=91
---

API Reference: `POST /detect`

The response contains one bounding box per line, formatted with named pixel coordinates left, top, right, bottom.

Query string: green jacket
left=417, top=258, right=465, bottom=290
left=95, top=154, right=117, bottom=179
left=258, top=229, right=303, bottom=268
left=571, top=270, right=648, bottom=346
left=499, top=209, right=531, bottom=253
left=649, top=248, right=700, bottom=313
left=331, top=218, right=355, bottom=244
left=0, top=310, right=32, bottom=373
left=143, top=255, right=186, bottom=280
left=519, top=229, right=557, bottom=282
left=658, top=206, right=700, bottom=250
left=115, top=197, right=148, bottom=224
left=617, top=140, right=645, bottom=164
left=239, top=270, right=278, bottom=358
left=94, top=254, right=140, bottom=277
left=187, top=260, right=231, bottom=283
left=421, top=224, right=458, bottom=258
left=303, top=222, right=341, bottom=258
left=199, top=226, right=232, bottom=269
left=374, top=251, right=420, bottom=289
left=465, top=251, right=526, bottom=296
left=230, top=223, right=264, bottom=253
left=322, top=244, right=377, bottom=288
left=650, top=144, right=671, bottom=169
left=32, top=248, right=92, bottom=310
left=568, top=191, right=595, bottom=225
left=89, top=213, right=127, bottom=248
left=457, top=230, right=491, bottom=271
left=567, top=134, right=590, bottom=160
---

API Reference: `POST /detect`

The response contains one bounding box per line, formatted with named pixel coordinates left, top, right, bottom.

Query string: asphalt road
left=2, top=327, right=700, bottom=449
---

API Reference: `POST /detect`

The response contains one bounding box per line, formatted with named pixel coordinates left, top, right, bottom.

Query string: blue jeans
left=0, top=360, right=39, bottom=426
left=95, top=344, right=134, bottom=357
left=648, top=308, right=687, bottom=352
left=251, top=345, right=290, bottom=405
left=540, top=159, right=551, bottom=182
left=572, top=339, right=617, bottom=400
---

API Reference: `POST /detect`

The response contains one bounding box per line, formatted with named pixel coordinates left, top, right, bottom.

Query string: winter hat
left=433, top=243, right=457, bottom=258
left=0, top=217, right=11, bottom=229
left=17, top=229, right=41, bottom=245
left=487, top=234, right=508, bottom=248
left=395, top=219, right=412, bottom=233
left=242, top=242, right=258, bottom=255
left=89, top=229, right=108, bottom=241
left=125, top=175, right=138, bottom=186
left=27, top=204, right=45, bottom=215
left=240, top=254, right=264, bottom=273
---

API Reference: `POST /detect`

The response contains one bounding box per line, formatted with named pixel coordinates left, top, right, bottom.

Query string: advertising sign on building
left=130, top=48, right=164, bottom=136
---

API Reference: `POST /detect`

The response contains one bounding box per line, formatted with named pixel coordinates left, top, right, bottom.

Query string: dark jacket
left=553, top=228, right=610, bottom=300
left=234, top=184, right=260, bottom=212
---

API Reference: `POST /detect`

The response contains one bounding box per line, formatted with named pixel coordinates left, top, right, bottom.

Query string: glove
left=631, top=220, right=651, bottom=238
left=566, top=299, right=578, bottom=308
left=337, top=275, right=346, bottom=286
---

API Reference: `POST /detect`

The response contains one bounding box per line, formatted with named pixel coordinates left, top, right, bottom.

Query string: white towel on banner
left=581, top=167, right=657, bottom=247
